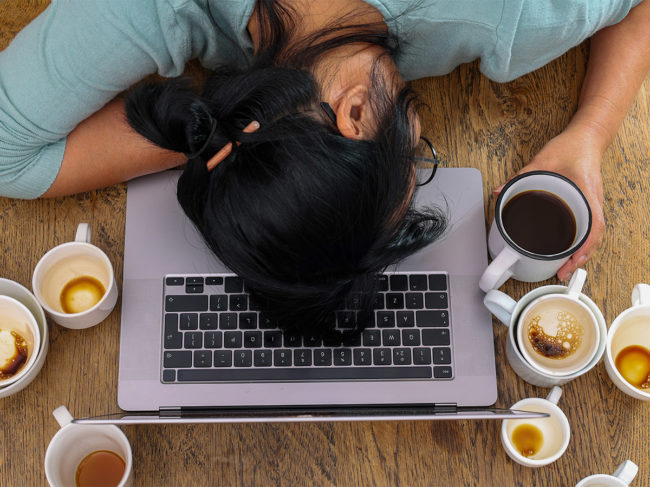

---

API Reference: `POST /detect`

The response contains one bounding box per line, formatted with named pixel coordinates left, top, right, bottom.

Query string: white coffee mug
left=479, top=171, right=591, bottom=292
left=484, top=269, right=606, bottom=387
left=0, top=295, right=41, bottom=387
left=575, top=460, right=639, bottom=486
left=604, top=283, right=650, bottom=401
left=32, top=223, right=118, bottom=329
left=501, top=386, right=570, bottom=468
left=45, top=406, right=133, bottom=487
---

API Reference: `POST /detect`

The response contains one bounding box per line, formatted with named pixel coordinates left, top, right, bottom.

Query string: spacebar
left=177, top=366, right=432, bottom=382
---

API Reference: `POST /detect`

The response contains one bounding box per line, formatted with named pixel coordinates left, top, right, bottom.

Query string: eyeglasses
left=320, top=102, right=440, bottom=187
left=414, top=136, right=439, bottom=187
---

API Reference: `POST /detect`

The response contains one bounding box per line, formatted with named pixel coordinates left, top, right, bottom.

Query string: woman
left=1, top=0, right=648, bottom=335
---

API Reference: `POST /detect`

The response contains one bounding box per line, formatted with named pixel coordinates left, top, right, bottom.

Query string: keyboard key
left=413, top=347, right=432, bottom=365
left=210, top=295, right=228, bottom=311
left=406, top=293, right=424, bottom=309
left=164, top=314, right=182, bottom=349
left=186, top=284, right=204, bottom=294
left=422, top=329, right=450, bottom=346
left=396, top=311, right=415, bottom=328
left=376, top=311, right=395, bottom=328
left=177, top=366, right=433, bottom=382
left=284, top=332, right=302, bottom=347
left=393, top=348, right=412, bottom=365
left=259, top=315, right=277, bottom=329
left=353, top=348, right=372, bottom=366
left=239, top=313, right=257, bottom=329
left=199, top=313, right=218, bottom=330
left=219, top=313, right=238, bottom=330
left=425, top=292, right=448, bottom=309
left=254, top=350, right=273, bottom=367
left=386, top=293, right=404, bottom=309
left=314, top=349, right=332, bottom=366
left=163, top=351, right=191, bottom=368
left=244, top=331, right=262, bottom=348
left=294, top=349, right=312, bottom=366
left=206, top=276, right=223, bottom=286
left=342, top=333, right=361, bottom=347
left=416, top=310, right=449, bottom=327
left=362, top=329, right=381, bottom=347
left=402, top=329, right=421, bottom=346
left=165, top=277, right=184, bottom=286
left=274, top=349, right=292, bottom=366
left=376, top=275, right=389, bottom=291
left=186, top=277, right=204, bottom=285
left=184, top=332, right=202, bottom=349
left=373, top=348, right=391, bottom=365
left=234, top=350, right=252, bottom=367
left=389, top=274, right=408, bottom=291
left=162, top=369, right=176, bottom=382
left=214, top=350, right=232, bottom=367
left=434, top=366, right=453, bottom=379
left=229, top=294, right=248, bottom=311
left=264, top=331, right=283, bottom=348
left=303, top=333, right=322, bottom=347
left=409, top=274, right=428, bottom=291
left=428, top=274, right=448, bottom=290
left=433, top=347, right=452, bottom=364
left=224, top=276, right=243, bottom=293
left=165, top=295, right=208, bottom=312
left=204, top=331, right=222, bottom=349
left=194, top=350, right=212, bottom=367
left=224, top=331, right=242, bottom=348
left=382, top=329, right=401, bottom=346
left=337, top=311, right=356, bottom=328
left=372, top=293, right=385, bottom=310
left=333, top=349, right=352, bottom=366
left=179, top=313, right=198, bottom=330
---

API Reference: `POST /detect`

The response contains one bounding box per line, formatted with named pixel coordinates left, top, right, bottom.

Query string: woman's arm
left=514, top=0, right=650, bottom=281
left=41, top=98, right=185, bottom=198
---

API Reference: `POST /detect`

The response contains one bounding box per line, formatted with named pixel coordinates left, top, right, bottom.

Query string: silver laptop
left=77, top=168, right=545, bottom=424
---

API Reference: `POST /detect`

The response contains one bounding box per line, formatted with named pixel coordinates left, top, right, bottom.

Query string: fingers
left=556, top=211, right=605, bottom=281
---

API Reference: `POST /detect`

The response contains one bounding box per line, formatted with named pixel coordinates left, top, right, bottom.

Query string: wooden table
left=1, top=2, right=649, bottom=486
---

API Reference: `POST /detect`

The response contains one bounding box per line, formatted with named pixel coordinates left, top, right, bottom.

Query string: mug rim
left=507, top=285, right=606, bottom=381
left=494, top=171, right=592, bottom=261
left=517, top=293, right=601, bottom=376
left=0, top=294, right=42, bottom=386
left=32, top=241, right=115, bottom=318
left=605, top=305, right=650, bottom=398
left=575, top=474, right=629, bottom=486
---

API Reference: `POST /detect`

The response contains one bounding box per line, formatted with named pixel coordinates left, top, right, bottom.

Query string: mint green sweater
left=0, top=0, right=642, bottom=198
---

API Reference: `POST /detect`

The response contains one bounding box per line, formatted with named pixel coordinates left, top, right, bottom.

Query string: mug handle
left=479, top=246, right=519, bottom=292
left=566, top=268, right=587, bottom=299
left=52, top=405, right=74, bottom=428
left=483, top=290, right=517, bottom=327
left=613, top=460, right=638, bottom=484
left=75, top=223, right=91, bottom=243
left=631, top=284, right=650, bottom=307
left=545, top=386, right=562, bottom=405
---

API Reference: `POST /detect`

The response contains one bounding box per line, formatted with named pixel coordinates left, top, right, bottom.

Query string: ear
left=334, top=85, right=372, bottom=140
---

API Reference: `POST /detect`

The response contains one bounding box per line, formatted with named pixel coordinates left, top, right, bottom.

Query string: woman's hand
left=496, top=123, right=606, bottom=281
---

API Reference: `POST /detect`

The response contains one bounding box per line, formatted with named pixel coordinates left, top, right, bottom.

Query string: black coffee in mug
left=502, top=190, right=576, bottom=255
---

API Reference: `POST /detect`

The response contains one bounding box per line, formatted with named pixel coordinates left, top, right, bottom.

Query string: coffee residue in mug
left=615, top=345, right=650, bottom=390
left=527, top=311, right=583, bottom=359
left=511, top=423, right=544, bottom=458
left=60, top=275, right=106, bottom=314
left=0, top=329, right=28, bottom=379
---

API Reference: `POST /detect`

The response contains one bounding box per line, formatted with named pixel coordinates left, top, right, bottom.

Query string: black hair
left=125, top=0, right=447, bottom=340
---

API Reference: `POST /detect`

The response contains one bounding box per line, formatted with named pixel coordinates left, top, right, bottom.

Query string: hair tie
left=185, top=119, right=218, bottom=160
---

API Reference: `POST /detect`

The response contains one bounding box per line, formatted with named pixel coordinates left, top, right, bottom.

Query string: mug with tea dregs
left=500, top=386, right=570, bottom=468
left=32, top=223, right=118, bottom=329
left=45, top=406, right=133, bottom=487
left=575, top=460, right=638, bottom=486
left=604, top=283, right=650, bottom=401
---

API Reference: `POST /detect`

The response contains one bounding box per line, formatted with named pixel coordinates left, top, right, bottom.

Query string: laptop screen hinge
left=434, top=403, right=458, bottom=413
left=159, top=407, right=182, bottom=417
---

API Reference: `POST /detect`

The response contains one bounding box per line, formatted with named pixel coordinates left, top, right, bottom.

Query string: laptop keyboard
left=161, top=272, right=453, bottom=383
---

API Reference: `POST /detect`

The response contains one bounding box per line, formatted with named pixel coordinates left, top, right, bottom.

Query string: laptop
left=77, top=168, right=545, bottom=424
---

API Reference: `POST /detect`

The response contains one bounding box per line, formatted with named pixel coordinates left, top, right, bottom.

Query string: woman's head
left=125, top=2, right=447, bottom=338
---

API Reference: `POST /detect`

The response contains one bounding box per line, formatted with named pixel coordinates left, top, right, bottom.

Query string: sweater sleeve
left=0, top=0, right=201, bottom=198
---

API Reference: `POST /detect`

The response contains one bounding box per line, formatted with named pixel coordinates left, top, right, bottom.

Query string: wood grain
left=1, top=1, right=649, bottom=486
